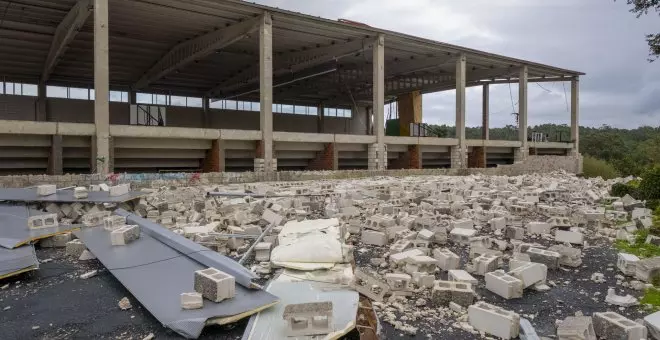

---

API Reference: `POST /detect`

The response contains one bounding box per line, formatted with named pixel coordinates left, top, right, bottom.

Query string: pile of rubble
left=25, top=171, right=660, bottom=339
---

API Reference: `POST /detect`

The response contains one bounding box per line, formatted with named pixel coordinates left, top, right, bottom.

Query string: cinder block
left=385, top=273, right=412, bottom=291
left=472, top=253, right=500, bottom=275
left=449, top=228, right=477, bottom=245
left=282, top=301, right=333, bottom=337
left=505, top=226, right=525, bottom=240
left=37, top=184, right=56, bottom=196
left=389, top=239, right=413, bottom=254
left=557, top=316, right=596, bottom=340
left=40, top=232, right=72, bottom=248
left=350, top=269, right=389, bottom=302
left=432, top=280, right=476, bottom=307
left=448, top=269, right=478, bottom=285
left=109, top=184, right=130, bottom=197
left=508, top=262, right=547, bottom=288
left=451, top=218, right=474, bottom=230
left=27, top=214, right=58, bottom=229
left=485, top=270, right=523, bottom=299
left=82, top=211, right=111, bottom=227
left=593, top=312, right=646, bottom=340
left=404, top=255, right=437, bottom=274
left=103, top=215, right=126, bottom=231
left=73, top=187, right=88, bottom=199
left=555, top=230, right=584, bottom=244
left=617, top=253, right=640, bottom=276
left=254, top=242, right=272, bottom=262
left=362, top=230, right=388, bottom=246
left=180, top=292, right=203, bottom=310
left=489, top=217, right=507, bottom=231
left=468, top=301, right=520, bottom=340
left=411, top=272, right=435, bottom=289
left=525, top=247, right=561, bottom=270
left=548, top=245, right=582, bottom=267
left=110, top=225, right=140, bottom=246
left=65, top=239, right=87, bottom=258
left=526, top=222, right=552, bottom=235
left=194, top=267, right=236, bottom=303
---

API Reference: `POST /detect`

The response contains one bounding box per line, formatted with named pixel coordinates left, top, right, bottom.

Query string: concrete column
left=203, top=138, right=224, bottom=172
left=93, top=0, right=111, bottom=174
left=518, top=66, right=528, bottom=154
left=482, top=84, right=489, bottom=140
left=571, top=77, right=580, bottom=152
left=202, top=96, right=210, bottom=128
left=259, top=13, right=274, bottom=170
left=48, top=135, right=63, bottom=175
left=36, top=81, right=47, bottom=121
left=373, top=34, right=386, bottom=170
left=317, top=103, right=325, bottom=133
left=452, top=54, right=467, bottom=169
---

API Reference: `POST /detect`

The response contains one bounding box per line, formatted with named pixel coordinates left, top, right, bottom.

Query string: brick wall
left=307, top=143, right=336, bottom=171
left=468, top=146, right=486, bottom=168
left=389, top=145, right=421, bottom=169
left=202, top=139, right=223, bottom=172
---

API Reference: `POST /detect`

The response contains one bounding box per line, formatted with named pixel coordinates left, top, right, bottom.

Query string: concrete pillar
left=259, top=13, right=274, bottom=171
left=452, top=54, right=467, bottom=169
left=482, top=84, right=489, bottom=140
left=518, top=66, right=528, bottom=160
left=48, top=135, right=63, bottom=175
left=202, top=96, right=210, bottom=128
left=93, top=0, right=111, bottom=174
left=571, top=77, right=580, bottom=153
left=36, top=81, right=47, bottom=121
left=203, top=138, right=224, bottom=172
left=317, top=103, right=325, bottom=133
left=398, top=90, right=422, bottom=136
left=372, top=34, right=386, bottom=170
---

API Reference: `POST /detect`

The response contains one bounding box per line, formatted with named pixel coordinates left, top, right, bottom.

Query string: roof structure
left=0, top=0, right=583, bottom=106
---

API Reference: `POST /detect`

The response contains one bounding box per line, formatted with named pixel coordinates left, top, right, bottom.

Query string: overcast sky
left=254, top=0, right=659, bottom=129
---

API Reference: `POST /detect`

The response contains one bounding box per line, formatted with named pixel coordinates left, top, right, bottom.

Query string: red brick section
left=468, top=146, right=486, bottom=168
left=202, top=139, right=222, bottom=172
left=255, top=140, right=264, bottom=158
left=389, top=145, right=422, bottom=169
left=307, top=143, right=336, bottom=170
left=529, top=147, right=538, bottom=156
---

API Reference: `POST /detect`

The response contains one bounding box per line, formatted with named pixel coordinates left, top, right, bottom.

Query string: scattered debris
left=80, top=270, right=98, bottom=280
left=118, top=297, right=132, bottom=310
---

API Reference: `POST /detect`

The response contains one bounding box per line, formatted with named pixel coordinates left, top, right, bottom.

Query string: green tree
left=622, top=0, right=660, bottom=61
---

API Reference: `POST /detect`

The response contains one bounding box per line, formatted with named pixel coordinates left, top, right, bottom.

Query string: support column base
left=254, top=158, right=277, bottom=172
left=48, top=135, right=63, bottom=175
left=368, top=144, right=387, bottom=170
left=307, top=143, right=337, bottom=171
left=514, top=147, right=528, bottom=163
left=202, top=138, right=225, bottom=172
left=450, top=146, right=467, bottom=169
left=91, top=135, right=113, bottom=174
left=468, top=146, right=486, bottom=168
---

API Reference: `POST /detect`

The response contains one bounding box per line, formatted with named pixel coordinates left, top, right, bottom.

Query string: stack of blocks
left=194, top=267, right=236, bottom=303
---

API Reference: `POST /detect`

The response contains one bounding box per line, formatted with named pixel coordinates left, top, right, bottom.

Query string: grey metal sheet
left=0, top=203, right=78, bottom=249
left=0, top=188, right=145, bottom=203
left=114, top=209, right=258, bottom=288
left=0, top=244, right=38, bottom=279
left=75, top=226, right=279, bottom=339
left=242, top=281, right=359, bottom=340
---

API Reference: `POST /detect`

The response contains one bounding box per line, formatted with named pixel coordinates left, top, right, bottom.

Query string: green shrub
left=611, top=183, right=634, bottom=197
left=640, top=166, right=660, bottom=201
left=582, top=156, right=619, bottom=180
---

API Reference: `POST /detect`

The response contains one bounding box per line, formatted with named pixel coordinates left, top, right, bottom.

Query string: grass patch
left=614, top=229, right=660, bottom=258
left=641, top=288, right=660, bottom=311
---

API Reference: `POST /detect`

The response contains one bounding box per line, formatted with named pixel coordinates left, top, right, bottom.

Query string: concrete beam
left=335, top=134, right=377, bottom=144
left=272, top=131, right=334, bottom=143
left=259, top=13, right=274, bottom=169
left=133, top=15, right=262, bottom=90
left=220, top=129, right=262, bottom=141
left=373, top=34, right=385, bottom=170
left=207, top=39, right=373, bottom=98
left=571, top=77, right=579, bottom=152
left=42, top=0, right=93, bottom=82
left=94, top=0, right=111, bottom=174
left=466, top=139, right=522, bottom=148
left=109, top=125, right=220, bottom=139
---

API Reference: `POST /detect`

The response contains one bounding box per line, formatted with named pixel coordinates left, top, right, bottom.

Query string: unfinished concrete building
left=0, top=0, right=583, bottom=175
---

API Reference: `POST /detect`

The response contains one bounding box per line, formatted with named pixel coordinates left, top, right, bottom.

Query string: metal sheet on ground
left=0, top=203, right=78, bottom=249
left=242, top=281, right=359, bottom=340
left=0, top=244, right=38, bottom=279
left=75, top=227, right=279, bottom=339
left=0, top=188, right=145, bottom=203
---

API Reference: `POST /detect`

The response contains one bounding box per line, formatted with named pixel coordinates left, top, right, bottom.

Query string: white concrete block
left=37, top=184, right=56, bottom=196
left=526, top=222, right=552, bottom=235
left=362, top=230, right=388, bottom=246
left=181, top=292, right=203, bottom=310
left=385, top=273, right=412, bottom=291
left=468, top=301, right=520, bottom=340
left=448, top=269, right=478, bottom=285
left=555, top=230, right=584, bottom=245
left=489, top=217, right=507, bottom=231
left=449, top=228, right=477, bottom=245
left=508, top=262, right=547, bottom=288
left=485, top=270, right=523, bottom=299
left=472, top=253, right=500, bottom=276
left=73, top=187, right=88, bottom=199
left=593, top=312, right=647, bottom=340
left=110, top=225, right=140, bottom=246
left=617, top=253, right=640, bottom=276
left=433, top=248, right=460, bottom=271
left=451, top=218, right=474, bottom=230
left=109, top=184, right=130, bottom=197
left=194, top=267, right=236, bottom=302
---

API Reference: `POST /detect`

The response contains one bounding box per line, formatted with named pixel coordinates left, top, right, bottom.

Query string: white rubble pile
left=32, top=172, right=659, bottom=339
